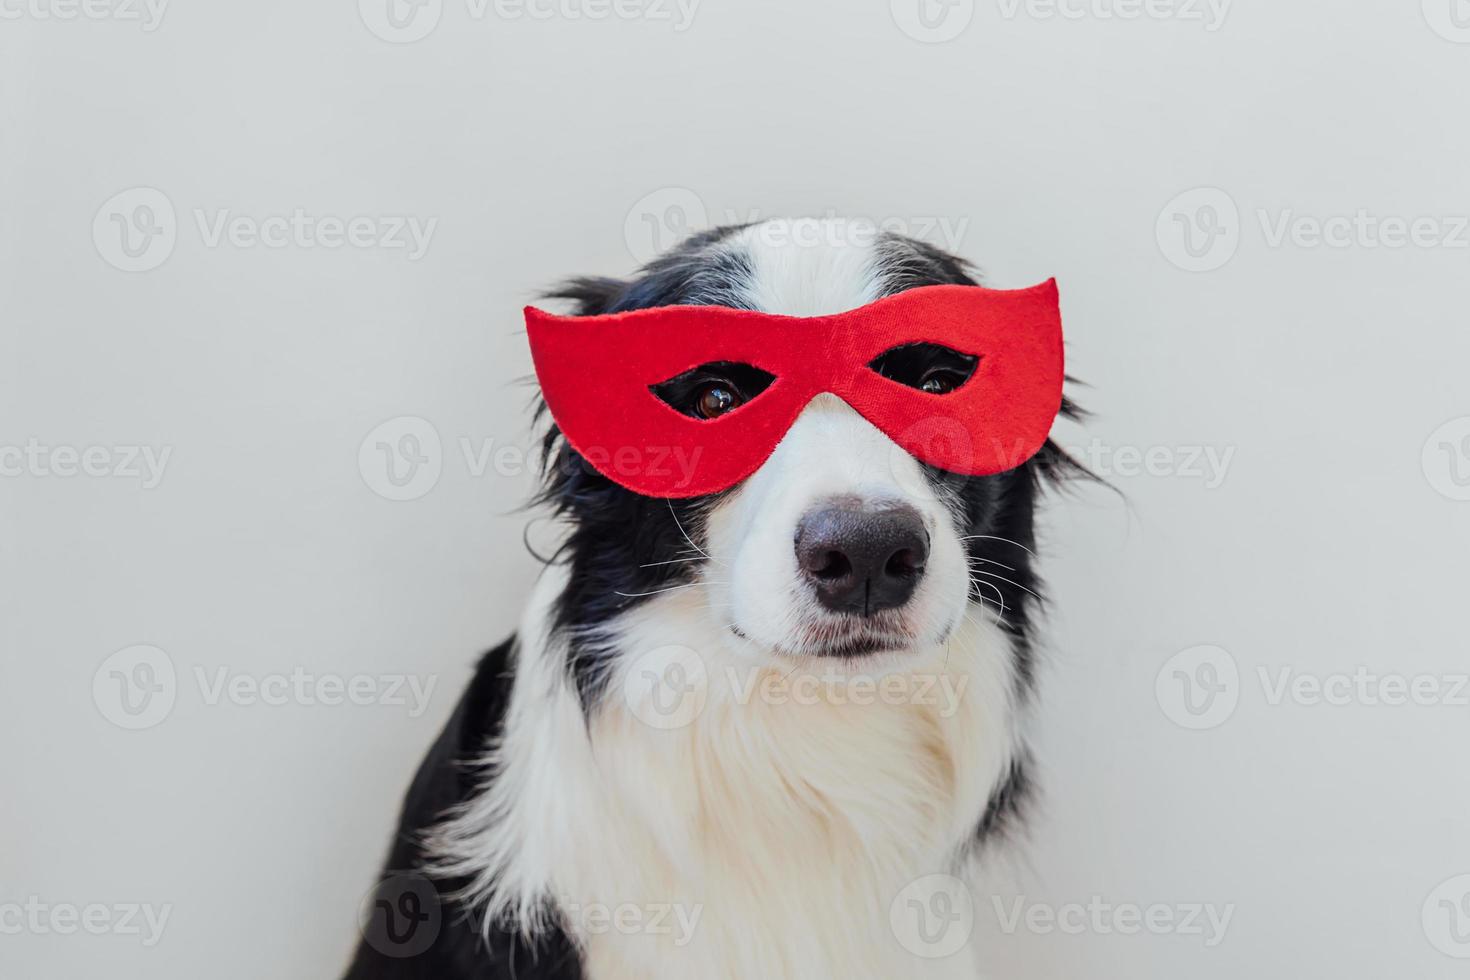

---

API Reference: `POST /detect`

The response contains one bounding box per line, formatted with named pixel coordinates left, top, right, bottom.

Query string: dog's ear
left=543, top=276, right=627, bottom=316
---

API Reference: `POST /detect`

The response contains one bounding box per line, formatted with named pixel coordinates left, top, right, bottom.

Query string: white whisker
left=959, top=533, right=1036, bottom=558
left=613, top=581, right=728, bottom=599
left=972, top=569, right=1042, bottom=602
left=638, top=556, right=709, bottom=568
left=668, top=500, right=725, bottom=567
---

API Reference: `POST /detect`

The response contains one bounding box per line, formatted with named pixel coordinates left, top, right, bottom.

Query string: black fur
left=343, top=640, right=585, bottom=979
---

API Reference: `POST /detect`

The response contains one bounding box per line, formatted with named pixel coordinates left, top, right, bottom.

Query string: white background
left=4, top=1, right=1470, bottom=977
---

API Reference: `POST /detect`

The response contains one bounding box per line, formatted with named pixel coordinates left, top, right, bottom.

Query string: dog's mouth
left=796, top=633, right=908, bottom=658
left=730, top=614, right=916, bottom=660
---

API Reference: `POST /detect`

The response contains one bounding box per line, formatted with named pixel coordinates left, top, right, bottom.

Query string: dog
left=344, top=217, right=1082, bottom=979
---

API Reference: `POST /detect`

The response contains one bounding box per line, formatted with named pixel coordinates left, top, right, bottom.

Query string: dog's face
left=704, top=392, right=974, bottom=660
left=540, top=219, right=1073, bottom=702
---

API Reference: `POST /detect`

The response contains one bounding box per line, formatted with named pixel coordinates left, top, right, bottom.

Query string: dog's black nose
left=795, top=499, right=929, bottom=616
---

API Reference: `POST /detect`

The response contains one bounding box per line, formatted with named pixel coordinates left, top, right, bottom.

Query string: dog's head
left=533, top=218, right=1082, bottom=707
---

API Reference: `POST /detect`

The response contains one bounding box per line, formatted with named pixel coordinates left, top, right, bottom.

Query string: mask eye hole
left=868, top=343, right=979, bottom=395
left=651, top=362, right=776, bottom=420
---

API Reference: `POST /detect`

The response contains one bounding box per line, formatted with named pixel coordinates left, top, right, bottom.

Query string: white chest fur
left=432, top=568, right=1021, bottom=980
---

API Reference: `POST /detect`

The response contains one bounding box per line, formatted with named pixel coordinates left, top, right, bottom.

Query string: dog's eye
left=694, top=383, right=739, bottom=419
left=652, top=362, right=775, bottom=420
left=919, top=367, right=968, bottom=395
left=869, top=343, right=978, bottom=395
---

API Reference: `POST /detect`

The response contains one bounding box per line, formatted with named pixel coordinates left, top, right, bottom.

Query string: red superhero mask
left=525, top=279, right=1064, bottom=498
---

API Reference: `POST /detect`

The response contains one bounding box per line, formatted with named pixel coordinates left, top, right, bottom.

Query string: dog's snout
left=795, top=499, right=929, bottom=616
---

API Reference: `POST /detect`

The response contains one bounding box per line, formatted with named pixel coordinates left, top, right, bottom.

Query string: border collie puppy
left=344, top=218, right=1081, bottom=980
